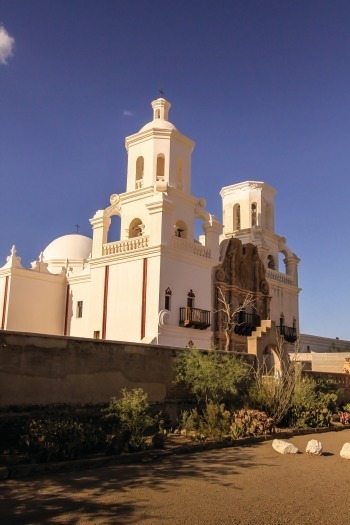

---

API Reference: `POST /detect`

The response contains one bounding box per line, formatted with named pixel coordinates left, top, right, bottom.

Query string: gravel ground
left=1, top=429, right=350, bottom=525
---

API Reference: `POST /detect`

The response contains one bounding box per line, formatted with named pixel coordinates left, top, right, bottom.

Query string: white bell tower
left=220, top=180, right=301, bottom=335
left=125, top=98, right=194, bottom=194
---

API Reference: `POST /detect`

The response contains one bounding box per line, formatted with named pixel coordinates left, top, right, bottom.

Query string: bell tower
left=125, top=98, right=195, bottom=194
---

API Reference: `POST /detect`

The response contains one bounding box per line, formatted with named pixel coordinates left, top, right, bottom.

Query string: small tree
left=216, top=288, right=258, bottom=352
left=175, top=346, right=251, bottom=404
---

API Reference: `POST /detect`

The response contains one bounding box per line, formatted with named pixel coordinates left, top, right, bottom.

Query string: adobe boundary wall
left=0, top=330, right=256, bottom=409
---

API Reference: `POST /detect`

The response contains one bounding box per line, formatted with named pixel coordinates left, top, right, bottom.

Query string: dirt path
left=1, top=430, right=350, bottom=525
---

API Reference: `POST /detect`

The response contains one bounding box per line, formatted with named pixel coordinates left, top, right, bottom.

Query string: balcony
left=233, top=312, right=261, bottom=336
left=278, top=325, right=297, bottom=343
left=102, top=236, right=149, bottom=256
left=179, top=307, right=211, bottom=330
left=267, top=269, right=294, bottom=285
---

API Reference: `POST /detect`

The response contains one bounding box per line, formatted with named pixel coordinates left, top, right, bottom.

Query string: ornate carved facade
left=214, top=237, right=270, bottom=351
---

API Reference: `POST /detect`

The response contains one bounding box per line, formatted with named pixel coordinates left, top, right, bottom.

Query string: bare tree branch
left=215, top=287, right=259, bottom=352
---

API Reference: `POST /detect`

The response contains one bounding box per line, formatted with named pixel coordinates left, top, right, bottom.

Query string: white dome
left=139, top=118, right=177, bottom=132
left=43, top=234, right=92, bottom=262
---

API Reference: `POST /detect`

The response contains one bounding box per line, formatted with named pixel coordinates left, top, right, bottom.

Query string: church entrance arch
left=263, top=345, right=282, bottom=377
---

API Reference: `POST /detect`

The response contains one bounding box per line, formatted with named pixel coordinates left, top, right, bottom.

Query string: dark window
left=187, top=289, right=195, bottom=308
left=165, top=287, right=172, bottom=310
left=77, top=301, right=83, bottom=318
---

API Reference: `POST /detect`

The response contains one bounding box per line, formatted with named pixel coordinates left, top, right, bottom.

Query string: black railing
left=179, top=307, right=211, bottom=330
left=233, top=312, right=261, bottom=336
left=278, top=325, right=297, bottom=343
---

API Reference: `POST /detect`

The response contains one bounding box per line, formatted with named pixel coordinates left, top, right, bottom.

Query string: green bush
left=21, top=418, right=103, bottom=463
left=179, top=402, right=231, bottom=441
left=230, top=409, right=275, bottom=439
left=290, top=377, right=338, bottom=428
left=104, top=388, right=156, bottom=452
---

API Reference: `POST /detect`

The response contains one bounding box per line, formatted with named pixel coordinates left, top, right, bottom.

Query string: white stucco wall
left=5, top=270, right=66, bottom=335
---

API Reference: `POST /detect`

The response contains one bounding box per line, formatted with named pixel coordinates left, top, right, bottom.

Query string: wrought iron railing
left=179, top=307, right=211, bottom=329
left=233, top=312, right=261, bottom=336
left=278, top=325, right=297, bottom=343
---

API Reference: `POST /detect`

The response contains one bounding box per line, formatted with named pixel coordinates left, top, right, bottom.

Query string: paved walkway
left=1, top=429, right=350, bottom=524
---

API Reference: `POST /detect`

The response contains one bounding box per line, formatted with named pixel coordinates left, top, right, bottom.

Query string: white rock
left=272, top=439, right=299, bottom=454
left=306, top=439, right=323, bottom=456
left=340, top=443, right=350, bottom=459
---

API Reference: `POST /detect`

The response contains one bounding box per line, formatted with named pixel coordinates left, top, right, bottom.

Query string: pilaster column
left=89, top=210, right=111, bottom=258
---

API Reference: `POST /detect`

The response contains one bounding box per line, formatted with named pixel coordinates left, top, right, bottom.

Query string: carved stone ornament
left=105, top=194, right=121, bottom=217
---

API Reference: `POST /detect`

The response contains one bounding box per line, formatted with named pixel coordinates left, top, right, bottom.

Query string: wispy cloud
left=0, top=25, right=15, bottom=65
left=123, top=110, right=134, bottom=117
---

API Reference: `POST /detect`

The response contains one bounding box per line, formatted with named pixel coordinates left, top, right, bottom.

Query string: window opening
left=156, top=155, right=165, bottom=180
left=77, top=301, right=83, bottom=318
left=135, top=156, right=144, bottom=189
left=267, top=255, right=275, bottom=270
left=174, top=220, right=187, bottom=238
left=165, top=287, right=172, bottom=310
left=187, top=290, right=195, bottom=308
left=233, top=204, right=241, bottom=230
left=251, top=203, right=257, bottom=227
left=129, top=218, right=144, bottom=238
left=93, top=331, right=100, bottom=339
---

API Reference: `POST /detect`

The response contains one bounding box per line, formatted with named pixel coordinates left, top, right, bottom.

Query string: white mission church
left=0, top=97, right=344, bottom=362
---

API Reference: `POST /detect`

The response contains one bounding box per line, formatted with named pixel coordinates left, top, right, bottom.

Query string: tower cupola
left=152, top=98, right=171, bottom=121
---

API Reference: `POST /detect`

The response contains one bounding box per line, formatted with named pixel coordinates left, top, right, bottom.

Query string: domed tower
left=125, top=98, right=194, bottom=194
left=220, top=180, right=301, bottom=341
left=87, top=97, right=222, bottom=348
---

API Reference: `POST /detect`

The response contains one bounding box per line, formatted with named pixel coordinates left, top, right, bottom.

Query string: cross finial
left=159, top=88, right=164, bottom=97
left=75, top=224, right=80, bottom=234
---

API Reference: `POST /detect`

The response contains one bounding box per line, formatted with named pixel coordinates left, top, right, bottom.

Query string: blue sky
left=1, top=1, right=349, bottom=339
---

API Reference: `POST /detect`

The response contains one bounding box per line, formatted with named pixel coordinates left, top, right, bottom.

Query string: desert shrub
left=21, top=418, right=103, bottom=463
left=248, top=372, right=296, bottom=426
left=290, top=377, right=338, bottom=428
left=104, top=388, right=156, bottom=452
left=343, top=403, right=350, bottom=413
left=230, top=409, right=275, bottom=439
left=175, top=347, right=251, bottom=404
left=339, top=412, right=350, bottom=425
left=179, top=403, right=231, bottom=441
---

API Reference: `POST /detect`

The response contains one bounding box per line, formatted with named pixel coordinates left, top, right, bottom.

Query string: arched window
left=187, top=290, right=195, bottom=308
left=155, top=109, right=160, bottom=119
left=251, top=202, right=257, bottom=227
left=128, top=218, right=144, bottom=238
left=267, top=255, right=275, bottom=270
left=233, top=204, right=241, bottom=231
left=156, top=154, right=165, bottom=180
left=135, top=156, right=144, bottom=189
left=174, top=220, right=187, bottom=238
left=165, top=287, right=172, bottom=310
left=280, top=312, right=284, bottom=327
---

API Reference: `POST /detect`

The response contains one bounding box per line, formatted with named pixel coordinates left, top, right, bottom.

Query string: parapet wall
left=0, top=331, right=256, bottom=409
left=0, top=331, right=180, bottom=407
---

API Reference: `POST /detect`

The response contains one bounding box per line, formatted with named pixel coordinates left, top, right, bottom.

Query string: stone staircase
left=247, top=319, right=273, bottom=356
